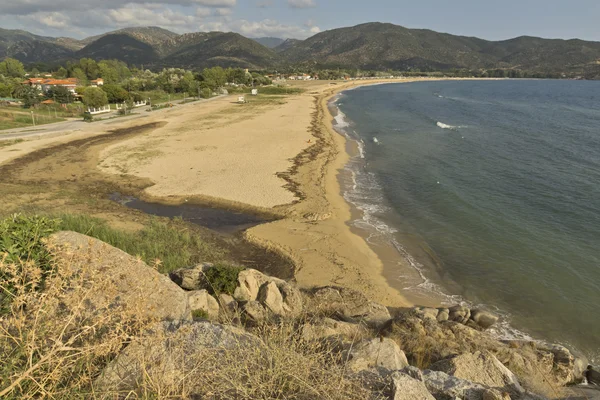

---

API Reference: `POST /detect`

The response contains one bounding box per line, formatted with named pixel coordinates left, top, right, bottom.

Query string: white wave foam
left=437, top=121, right=458, bottom=130
left=334, top=110, right=350, bottom=129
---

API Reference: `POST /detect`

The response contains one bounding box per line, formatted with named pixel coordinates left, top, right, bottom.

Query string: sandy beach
left=0, top=78, right=448, bottom=308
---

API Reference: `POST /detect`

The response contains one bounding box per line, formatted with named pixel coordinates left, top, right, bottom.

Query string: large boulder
left=448, top=305, right=471, bottom=324
left=50, top=231, right=190, bottom=322
left=169, top=263, right=213, bottom=290
left=343, top=338, right=409, bottom=374
left=187, top=290, right=219, bottom=319
left=310, top=286, right=391, bottom=328
left=390, top=371, right=435, bottom=400
left=422, top=369, right=490, bottom=400
left=243, top=300, right=267, bottom=322
left=277, top=281, right=303, bottom=316
left=429, top=351, right=523, bottom=395
left=257, top=281, right=285, bottom=316
left=97, top=320, right=260, bottom=392
left=233, top=269, right=266, bottom=302
left=301, top=317, right=369, bottom=342
left=470, top=309, right=499, bottom=330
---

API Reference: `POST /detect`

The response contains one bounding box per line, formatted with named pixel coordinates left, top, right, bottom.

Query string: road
left=0, top=97, right=223, bottom=141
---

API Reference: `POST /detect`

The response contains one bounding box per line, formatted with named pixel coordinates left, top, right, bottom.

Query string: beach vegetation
left=203, top=263, right=245, bottom=295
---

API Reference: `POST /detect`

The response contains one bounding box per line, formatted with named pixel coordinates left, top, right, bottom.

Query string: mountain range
left=1, top=23, right=599, bottom=78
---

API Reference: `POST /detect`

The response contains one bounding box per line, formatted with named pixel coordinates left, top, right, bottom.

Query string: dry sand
left=0, top=78, right=449, bottom=307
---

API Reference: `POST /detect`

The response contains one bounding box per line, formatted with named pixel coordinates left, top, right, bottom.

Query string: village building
left=22, top=77, right=79, bottom=93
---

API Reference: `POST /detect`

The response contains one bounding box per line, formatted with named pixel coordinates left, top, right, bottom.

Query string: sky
left=0, top=0, right=599, bottom=42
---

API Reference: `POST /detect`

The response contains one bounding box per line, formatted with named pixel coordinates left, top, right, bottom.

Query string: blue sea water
left=334, top=80, right=600, bottom=361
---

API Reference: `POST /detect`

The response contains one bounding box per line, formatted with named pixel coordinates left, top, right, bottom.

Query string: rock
left=482, top=388, right=510, bottom=400
left=217, top=293, right=237, bottom=312
left=169, top=263, right=213, bottom=290
left=429, top=351, right=523, bottom=395
left=243, top=301, right=267, bottom=322
left=311, top=286, right=391, bottom=328
left=188, top=290, right=219, bottom=319
left=276, top=281, right=303, bottom=316
left=343, top=338, right=409, bottom=374
left=437, top=308, right=450, bottom=322
left=50, top=231, right=190, bottom=322
left=233, top=269, right=265, bottom=302
left=422, top=369, right=489, bottom=400
left=301, top=317, right=368, bottom=342
left=415, top=307, right=440, bottom=321
left=402, top=366, right=425, bottom=381
left=448, top=305, right=471, bottom=324
left=97, top=320, right=260, bottom=392
left=470, top=309, right=499, bottom=330
left=257, top=281, right=285, bottom=316
left=562, top=385, right=600, bottom=400
left=390, top=371, right=435, bottom=400
left=537, top=343, right=578, bottom=385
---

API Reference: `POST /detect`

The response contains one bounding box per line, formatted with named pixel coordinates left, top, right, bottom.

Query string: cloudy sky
left=1, top=0, right=599, bottom=41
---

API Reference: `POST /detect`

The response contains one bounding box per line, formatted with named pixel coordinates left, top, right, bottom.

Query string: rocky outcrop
left=429, top=351, right=523, bottom=395
left=50, top=231, right=191, bottom=322
left=343, top=338, right=409, bottom=374
left=257, top=281, right=285, bottom=315
left=301, top=317, right=369, bottom=342
left=390, top=371, right=435, bottom=400
left=169, top=263, right=213, bottom=291
left=470, top=310, right=499, bottom=330
left=187, top=290, right=219, bottom=319
left=310, top=286, right=391, bottom=328
left=422, top=370, right=490, bottom=400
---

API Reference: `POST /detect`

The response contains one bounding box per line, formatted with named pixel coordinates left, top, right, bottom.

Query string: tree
left=54, top=67, right=68, bottom=79
left=201, top=67, right=227, bottom=90
left=47, top=86, right=72, bottom=104
left=0, top=82, right=13, bottom=98
left=70, top=68, right=88, bottom=86
left=83, top=87, right=108, bottom=109
left=98, top=60, right=131, bottom=84
left=78, top=58, right=99, bottom=80
left=101, top=84, right=129, bottom=103
left=18, top=86, right=41, bottom=108
left=0, top=58, right=25, bottom=78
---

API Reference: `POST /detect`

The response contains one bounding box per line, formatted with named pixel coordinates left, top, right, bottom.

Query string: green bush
left=0, top=214, right=60, bottom=311
left=82, top=112, right=93, bottom=122
left=191, top=309, right=210, bottom=320
left=204, top=264, right=244, bottom=295
left=0, top=214, right=59, bottom=267
left=258, top=86, right=303, bottom=95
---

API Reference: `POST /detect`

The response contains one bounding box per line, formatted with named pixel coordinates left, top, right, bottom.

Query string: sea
left=332, top=79, right=600, bottom=362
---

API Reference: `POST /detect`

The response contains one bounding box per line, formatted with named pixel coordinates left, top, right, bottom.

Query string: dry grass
left=1, top=238, right=381, bottom=399
left=0, top=243, right=154, bottom=399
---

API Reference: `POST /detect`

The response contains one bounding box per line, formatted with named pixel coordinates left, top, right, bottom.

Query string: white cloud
left=287, top=0, right=316, bottom=9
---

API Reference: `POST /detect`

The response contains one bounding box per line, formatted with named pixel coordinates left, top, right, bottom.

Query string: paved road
left=0, top=96, right=224, bottom=141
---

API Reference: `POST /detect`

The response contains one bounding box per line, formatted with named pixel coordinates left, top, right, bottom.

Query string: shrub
left=192, top=309, right=210, bottom=320
left=204, top=263, right=244, bottom=295
left=82, top=112, right=93, bottom=122
left=0, top=214, right=59, bottom=310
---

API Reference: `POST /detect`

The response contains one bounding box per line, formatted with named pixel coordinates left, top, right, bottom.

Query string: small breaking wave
left=437, top=121, right=458, bottom=130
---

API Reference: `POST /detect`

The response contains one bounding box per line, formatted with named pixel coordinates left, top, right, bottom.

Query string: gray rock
left=187, top=290, right=219, bottom=319
left=402, top=366, right=425, bottom=381
left=50, top=231, right=191, bottom=322
left=562, top=385, right=600, bottom=400
left=422, top=369, right=489, bottom=400
left=429, top=351, right=523, bottom=395
left=233, top=269, right=265, bottom=302
left=437, top=308, right=450, bottom=322
left=482, top=388, right=510, bottom=400
left=448, top=305, right=471, bottom=324
left=257, top=281, right=285, bottom=316
left=301, top=317, right=368, bottom=342
left=391, top=371, right=435, bottom=400
left=311, top=286, right=391, bottom=328
left=169, top=263, right=213, bottom=290
left=277, top=281, right=303, bottom=316
left=97, top=320, right=260, bottom=392
left=343, top=338, right=409, bottom=374
left=217, top=293, right=237, bottom=312
left=243, top=300, right=267, bottom=322
left=415, top=307, right=440, bottom=321
left=470, top=309, right=499, bottom=330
